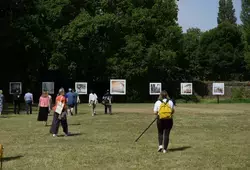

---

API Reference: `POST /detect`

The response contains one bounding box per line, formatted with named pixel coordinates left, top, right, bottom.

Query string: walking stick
left=135, top=117, right=157, bottom=142
left=0, top=144, right=3, bottom=170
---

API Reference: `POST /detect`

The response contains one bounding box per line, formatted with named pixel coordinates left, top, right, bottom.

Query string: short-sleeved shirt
left=89, top=93, right=98, bottom=104
left=153, top=98, right=174, bottom=115
left=73, top=92, right=78, bottom=103
left=53, top=95, right=66, bottom=111
left=24, top=92, right=33, bottom=101
left=65, top=92, right=76, bottom=105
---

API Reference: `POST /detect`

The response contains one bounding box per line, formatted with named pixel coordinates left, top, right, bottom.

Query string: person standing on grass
left=65, top=88, right=75, bottom=116
left=102, top=89, right=112, bottom=115
left=73, top=89, right=80, bottom=115
left=24, top=89, right=33, bottom=114
left=50, top=88, right=70, bottom=137
left=88, top=90, right=98, bottom=116
left=13, top=89, right=21, bottom=114
left=37, top=91, right=50, bottom=126
left=0, top=90, right=4, bottom=115
left=153, top=90, right=175, bottom=153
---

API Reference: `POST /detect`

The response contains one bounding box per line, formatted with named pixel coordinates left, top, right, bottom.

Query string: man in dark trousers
left=65, top=88, right=76, bottom=116
left=72, top=89, right=79, bottom=115
left=13, top=89, right=21, bottom=114
left=102, top=89, right=112, bottom=115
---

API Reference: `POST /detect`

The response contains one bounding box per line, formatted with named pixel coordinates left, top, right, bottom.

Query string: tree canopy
left=0, top=0, right=249, bottom=101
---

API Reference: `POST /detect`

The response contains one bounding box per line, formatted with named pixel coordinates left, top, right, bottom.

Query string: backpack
left=158, top=99, right=173, bottom=119
left=102, top=95, right=111, bottom=104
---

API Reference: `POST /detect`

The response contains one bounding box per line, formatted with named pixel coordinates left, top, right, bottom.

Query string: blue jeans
left=26, top=100, right=32, bottom=114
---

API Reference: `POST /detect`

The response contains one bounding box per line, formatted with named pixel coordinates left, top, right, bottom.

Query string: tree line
left=1, top=0, right=250, bottom=102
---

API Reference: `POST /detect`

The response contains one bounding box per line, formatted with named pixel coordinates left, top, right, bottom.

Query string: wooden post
left=217, top=95, right=219, bottom=104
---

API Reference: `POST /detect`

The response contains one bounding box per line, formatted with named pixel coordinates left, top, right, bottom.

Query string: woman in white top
left=88, top=90, right=98, bottom=116
left=153, top=90, right=175, bottom=153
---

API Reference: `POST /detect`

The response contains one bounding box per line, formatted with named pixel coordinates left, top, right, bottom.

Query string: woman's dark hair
left=158, top=90, right=168, bottom=100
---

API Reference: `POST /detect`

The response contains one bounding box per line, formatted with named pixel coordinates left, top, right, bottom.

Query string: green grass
left=1, top=103, right=250, bottom=170
left=176, top=98, right=250, bottom=103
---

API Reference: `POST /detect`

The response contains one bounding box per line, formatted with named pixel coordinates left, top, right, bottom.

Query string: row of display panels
left=7, top=80, right=225, bottom=95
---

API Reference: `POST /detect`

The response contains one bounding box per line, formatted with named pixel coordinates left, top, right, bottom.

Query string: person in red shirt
left=50, top=88, right=69, bottom=137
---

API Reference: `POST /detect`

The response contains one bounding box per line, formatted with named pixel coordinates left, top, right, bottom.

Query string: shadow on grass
left=0, top=114, right=17, bottom=118
left=46, top=123, right=81, bottom=127
left=69, top=123, right=81, bottom=126
left=57, top=133, right=82, bottom=137
left=168, top=146, right=191, bottom=152
left=0, top=116, right=9, bottom=118
left=2, top=155, right=24, bottom=162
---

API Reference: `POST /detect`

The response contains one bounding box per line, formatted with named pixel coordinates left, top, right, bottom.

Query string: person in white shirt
left=153, top=90, right=175, bottom=153
left=88, top=90, right=98, bottom=116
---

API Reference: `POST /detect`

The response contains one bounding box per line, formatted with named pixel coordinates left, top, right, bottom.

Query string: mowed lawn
left=1, top=103, right=250, bottom=170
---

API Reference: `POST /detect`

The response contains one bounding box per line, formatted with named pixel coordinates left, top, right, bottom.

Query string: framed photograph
left=212, top=83, right=224, bottom=95
left=110, top=79, right=126, bottom=95
left=42, top=82, right=55, bottom=94
left=181, top=83, right=193, bottom=95
left=149, top=83, right=162, bottom=95
left=9, top=82, right=22, bottom=94
left=75, top=82, right=87, bottom=94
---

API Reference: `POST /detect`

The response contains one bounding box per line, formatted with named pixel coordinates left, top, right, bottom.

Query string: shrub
left=231, top=87, right=250, bottom=99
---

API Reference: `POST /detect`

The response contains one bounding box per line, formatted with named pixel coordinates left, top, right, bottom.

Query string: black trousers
left=105, top=105, right=112, bottom=114
left=14, top=101, right=20, bottom=114
left=26, top=100, right=32, bottom=114
left=74, top=103, right=77, bottom=114
left=157, top=118, right=173, bottom=150
left=50, top=112, right=68, bottom=134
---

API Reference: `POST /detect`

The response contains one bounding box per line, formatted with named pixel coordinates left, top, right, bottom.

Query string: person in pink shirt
left=37, top=91, right=50, bottom=126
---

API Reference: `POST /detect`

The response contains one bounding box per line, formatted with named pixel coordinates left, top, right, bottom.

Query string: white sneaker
left=158, top=145, right=163, bottom=152
left=163, top=149, right=167, bottom=153
left=52, top=134, right=57, bottom=137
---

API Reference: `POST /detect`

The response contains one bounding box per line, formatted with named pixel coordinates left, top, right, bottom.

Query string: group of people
left=48, top=88, right=111, bottom=137
left=0, top=89, right=35, bottom=115
left=88, top=89, right=113, bottom=116
left=0, top=86, right=175, bottom=153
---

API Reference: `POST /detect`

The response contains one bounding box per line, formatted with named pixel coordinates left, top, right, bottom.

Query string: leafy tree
left=241, top=0, right=250, bottom=70
left=182, top=28, right=202, bottom=80
left=199, top=22, right=245, bottom=80
left=218, top=0, right=237, bottom=25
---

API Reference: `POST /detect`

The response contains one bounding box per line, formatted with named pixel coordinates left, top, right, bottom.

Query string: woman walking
left=50, top=88, right=69, bottom=137
left=37, top=91, right=50, bottom=126
left=0, top=90, right=4, bottom=115
left=153, top=90, right=175, bottom=153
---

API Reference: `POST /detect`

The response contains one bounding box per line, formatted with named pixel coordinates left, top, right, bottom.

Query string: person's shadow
left=2, top=155, right=24, bottom=162
left=168, top=146, right=191, bottom=152
left=57, top=133, right=82, bottom=137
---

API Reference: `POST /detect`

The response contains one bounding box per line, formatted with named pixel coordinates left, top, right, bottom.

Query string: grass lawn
left=1, top=103, right=250, bottom=170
